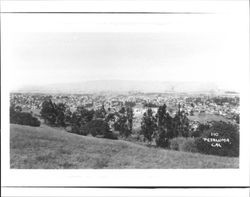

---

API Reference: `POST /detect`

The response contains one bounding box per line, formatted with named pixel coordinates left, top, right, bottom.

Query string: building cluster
left=10, top=92, right=240, bottom=124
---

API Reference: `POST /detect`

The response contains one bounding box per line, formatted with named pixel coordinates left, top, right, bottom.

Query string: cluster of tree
left=73, top=118, right=117, bottom=140
left=140, top=105, right=240, bottom=157
left=140, top=104, right=190, bottom=147
left=40, top=99, right=68, bottom=127
left=40, top=99, right=134, bottom=140
left=69, top=106, right=95, bottom=133
left=39, top=99, right=239, bottom=157
left=10, top=105, right=41, bottom=127
left=67, top=104, right=134, bottom=139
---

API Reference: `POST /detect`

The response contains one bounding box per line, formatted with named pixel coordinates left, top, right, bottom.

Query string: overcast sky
left=2, top=2, right=248, bottom=92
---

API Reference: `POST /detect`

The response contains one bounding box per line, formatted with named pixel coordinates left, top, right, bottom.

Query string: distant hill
left=14, top=80, right=221, bottom=94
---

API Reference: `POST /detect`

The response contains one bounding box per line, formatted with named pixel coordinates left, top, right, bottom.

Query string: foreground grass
left=10, top=124, right=239, bottom=169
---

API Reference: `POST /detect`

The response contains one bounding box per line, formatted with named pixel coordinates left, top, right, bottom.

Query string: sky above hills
left=2, top=2, right=248, bottom=92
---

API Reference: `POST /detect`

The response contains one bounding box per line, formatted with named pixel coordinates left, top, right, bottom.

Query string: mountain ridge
left=13, top=80, right=233, bottom=94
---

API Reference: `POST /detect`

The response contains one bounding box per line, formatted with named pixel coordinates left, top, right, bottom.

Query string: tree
left=40, top=99, right=67, bottom=127
left=105, top=112, right=116, bottom=130
left=113, top=107, right=133, bottom=138
left=126, top=107, right=134, bottom=134
left=191, top=122, right=211, bottom=137
left=70, top=106, right=94, bottom=134
left=55, top=103, right=66, bottom=127
left=172, top=104, right=190, bottom=137
left=82, top=119, right=110, bottom=137
left=156, top=104, right=167, bottom=127
left=76, top=106, right=94, bottom=123
left=119, top=107, right=126, bottom=114
left=40, top=99, right=57, bottom=125
left=155, top=104, right=173, bottom=147
left=64, top=108, right=72, bottom=126
left=105, top=113, right=116, bottom=122
left=71, top=119, right=117, bottom=140
left=94, top=104, right=107, bottom=119
left=114, top=113, right=129, bottom=138
left=140, top=108, right=157, bottom=144
left=155, top=126, right=169, bottom=147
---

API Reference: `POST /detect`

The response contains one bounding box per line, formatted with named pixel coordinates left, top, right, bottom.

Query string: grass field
left=10, top=124, right=239, bottom=169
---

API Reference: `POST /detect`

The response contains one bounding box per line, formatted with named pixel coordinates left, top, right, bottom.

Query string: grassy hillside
left=10, top=124, right=239, bottom=169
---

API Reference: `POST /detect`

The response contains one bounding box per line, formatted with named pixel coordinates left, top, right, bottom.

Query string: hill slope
left=10, top=124, right=239, bottom=169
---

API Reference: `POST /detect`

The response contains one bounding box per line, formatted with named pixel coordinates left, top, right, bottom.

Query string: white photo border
left=1, top=0, right=250, bottom=187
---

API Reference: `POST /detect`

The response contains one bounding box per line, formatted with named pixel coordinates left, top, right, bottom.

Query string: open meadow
left=10, top=124, right=239, bottom=169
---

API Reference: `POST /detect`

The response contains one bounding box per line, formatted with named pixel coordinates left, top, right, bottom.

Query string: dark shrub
left=70, top=124, right=80, bottom=134
left=191, top=123, right=211, bottom=137
left=70, top=125, right=89, bottom=136
left=82, top=119, right=109, bottom=136
left=169, top=137, right=198, bottom=153
left=169, top=137, right=186, bottom=151
left=103, top=132, right=118, bottom=140
left=195, top=121, right=239, bottom=157
left=74, top=119, right=117, bottom=140
left=70, top=106, right=94, bottom=132
left=180, top=138, right=198, bottom=153
left=155, top=127, right=169, bottom=148
left=40, top=100, right=67, bottom=127
left=10, top=105, right=41, bottom=127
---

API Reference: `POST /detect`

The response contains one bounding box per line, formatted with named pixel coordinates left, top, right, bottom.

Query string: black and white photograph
left=1, top=0, right=250, bottom=190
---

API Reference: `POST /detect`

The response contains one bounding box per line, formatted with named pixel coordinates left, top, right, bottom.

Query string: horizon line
left=1, top=11, right=211, bottom=14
